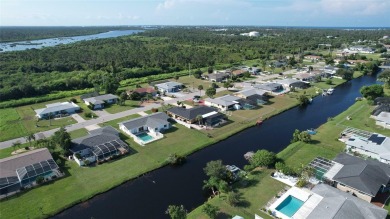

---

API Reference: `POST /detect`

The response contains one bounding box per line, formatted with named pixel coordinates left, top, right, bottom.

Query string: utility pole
left=188, top=63, right=191, bottom=77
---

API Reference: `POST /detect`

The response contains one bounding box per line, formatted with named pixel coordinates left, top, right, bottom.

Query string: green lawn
left=104, top=100, right=141, bottom=114
left=0, top=105, right=77, bottom=142
left=0, top=124, right=214, bottom=219
left=77, top=102, right=98, bottom=120
left=68, top=128, right=89, bottom=139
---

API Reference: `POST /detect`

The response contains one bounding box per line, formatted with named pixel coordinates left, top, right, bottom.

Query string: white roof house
left=234, top=88, right=267, bottom=99
left=374, top=111, right=390, bottom=129
left=155, top=81, right=183, bottom=93
left=35, top=102, right=80, bottom=119
left=345, top=132, right=390, bottom=164
left=204, top=95, right=242, bottom=111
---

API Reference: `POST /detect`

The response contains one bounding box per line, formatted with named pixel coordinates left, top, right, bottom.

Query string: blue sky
left=1, top=0, right=389, bottom=27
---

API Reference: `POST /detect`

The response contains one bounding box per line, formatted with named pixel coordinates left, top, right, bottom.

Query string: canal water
left=53, top=75, right=378, bottom=219
left=0, top=30, right=142, bottom=52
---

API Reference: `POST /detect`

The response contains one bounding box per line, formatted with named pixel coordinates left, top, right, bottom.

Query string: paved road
left=0, top=90, right=222, bottom=149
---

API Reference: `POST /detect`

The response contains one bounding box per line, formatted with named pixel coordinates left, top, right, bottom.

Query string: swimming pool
left=136, top=133, right=153, bottom=142
left=275, top=195, right=304, bottom=217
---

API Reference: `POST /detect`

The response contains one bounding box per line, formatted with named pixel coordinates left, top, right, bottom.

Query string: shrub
left=70, top=98, right=77, bottom=103
left=84, top=112, right=92, bottom=118
left=36, top=176, right=45, bottom=184
left=296, top=178, right=307, bottom=188
left=84, top=160, right=91, bottom=166
left=151, top=108, right=159, bottom=113
left=24, top=146, right=30, bottom=150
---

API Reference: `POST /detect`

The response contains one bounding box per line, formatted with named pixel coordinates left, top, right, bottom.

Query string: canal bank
left=51, top=74, right=379, bottom=219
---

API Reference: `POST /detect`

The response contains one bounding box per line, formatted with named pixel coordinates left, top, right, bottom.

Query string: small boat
left=256, top=120, right=263, bottom=125
left=307, top=129, right=317, bottom=135
left=327, top=88, right=334, bottom=95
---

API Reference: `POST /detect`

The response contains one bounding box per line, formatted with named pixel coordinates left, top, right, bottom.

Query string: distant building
left=253, top=83, right=283, bottom=93
left=204, top=95, right=242, bottom=111
left=155, top=81, right=183, bottom=93
left=166, top=106, right=226, bottom=127
left=249, top=31, right=259, bottom=37
left=35, top=102, right=80, bottom=119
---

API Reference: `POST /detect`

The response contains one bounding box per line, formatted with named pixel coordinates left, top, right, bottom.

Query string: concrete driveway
left=72, top=114, right=86, bottom=123
left=93, top=109, right=111, bottom=117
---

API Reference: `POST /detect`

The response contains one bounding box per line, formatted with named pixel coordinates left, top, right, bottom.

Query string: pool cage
left=340, top=127, right=372, bottom=141
left=92, top=139, right=128, bottom=161
left=308, top=157, right=334, bottom=181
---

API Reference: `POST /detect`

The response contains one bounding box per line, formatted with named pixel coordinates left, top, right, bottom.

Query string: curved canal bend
left=54, top=75, right=378, bottom=219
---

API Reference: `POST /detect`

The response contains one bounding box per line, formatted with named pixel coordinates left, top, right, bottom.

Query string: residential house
left=374, top=97, right=390, bottom=106
left=70, top=126, right=129, bottom=166
left=323, top=153, right=390, bottom=202
left=348, top=46, right=375, bottom=54
left=231, top=69, right=247, bottom=77
left=295, top=72, right=319, bottom=82
left=271, top=61, right=287, bottom=68
left=126, top=87, right=157, bottom=99
left=119, top=112, right=171, bottom=145
left=206, top=72, right=229, bottom=82
left=0, top=148, right=62, bottom=196
left=83, top=94, right=119, bottom=110
left=35, top=102, right=80, bottom=119
left=304, top=55, right=322, bottom=61
left=155, top=81, right=183, bottom=93
left=274, top=78, right=310, bottom=90
left=253, top=83, right=283, bottom=93
left=343, top=131, right=390, bottom=164
left=166, top=106, right=226, bottom=127
left=374, top=111, right=390, bottom=129
left=204, top=95, right=242, bottom=111
left=297, top=184, right=387, bottom=219
left=234, top=88, right=268, bottom=105
left=323, top=65, right=339, bottom=77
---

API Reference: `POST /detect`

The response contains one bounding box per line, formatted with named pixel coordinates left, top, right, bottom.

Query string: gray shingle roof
left=83, top=94, right=118, bottom=105
left=119, top=112, right=170, bottom=131
left=71, top=126, right=121, bottom=152
left=0, top=148, right=54, bottom=178
left=332, top=153, right=390, bottom=197
left=205, top=95, right=241, bottom=107
left=167, top=106, right=219, bottom=120
left=155, top=81, right=183, bottom=90
left=253, top=83, right=283, bottom=92
left=234, top=88, right=266, bottom=98
left=307, top=184, right=387, bottom=219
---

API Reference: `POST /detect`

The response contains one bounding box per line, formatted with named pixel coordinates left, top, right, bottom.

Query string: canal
left=53, top=74, right=378, bottom=219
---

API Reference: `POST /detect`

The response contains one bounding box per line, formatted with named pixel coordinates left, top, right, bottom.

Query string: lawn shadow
left=216, top=212, right=232, bottom=219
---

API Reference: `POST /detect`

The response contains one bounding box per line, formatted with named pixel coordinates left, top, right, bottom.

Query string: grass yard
left=76, top=102, right=97, bottom=120
left=189, top=99, right=390, bottom=218
left=104, top=100, right=140, bottom=114
left=0, top=105, right=77, bottom=142
left=177, top=75, right=222, bottom=91
left=99, top=114, right=141, bottom=129
left=68, top=128, right=89, bottom=139
left=0, top=123, right=214, bottom=219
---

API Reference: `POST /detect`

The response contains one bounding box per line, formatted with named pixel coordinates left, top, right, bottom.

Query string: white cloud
left=157, top=0, right=176, bottom=10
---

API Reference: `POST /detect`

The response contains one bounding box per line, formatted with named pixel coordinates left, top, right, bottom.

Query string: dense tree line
left=1, top=27, right=389, bottom=102
left=0, top=26, right=143, bottom=42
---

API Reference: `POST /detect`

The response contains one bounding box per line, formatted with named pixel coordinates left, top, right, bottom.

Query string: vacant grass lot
left=0, top=105, right=76, bottom=142
left=189, top=99, right=390, bottom=218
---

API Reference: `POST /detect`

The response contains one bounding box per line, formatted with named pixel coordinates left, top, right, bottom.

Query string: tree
left=325, top=57, right=334, bottom=65
left=194, top=69, right=202, bottom=79
left=336, top=69, right=353, bottom=81
left=223, top=81, right=232, bottom=90
left=146, top=93, right=154, bottom=102
left=166, top=205, right=187, bottom=219
left=104, top=75, right=119, bottom=94
left=129, top=91, right=141, bottom=100
left=25, top=133, right=36, bottom=147
left=206, top=87, right=216, bottom=98
left=52, top=126, right=71, bottom=151
left=299, top=131, right=312, bottom=143
left=204, top=160, right=227, bottom=180
left=196, top=115, right=203, bottom=125
left=119, top=92, right=127, bottom=105
left=298, top=95, right=310, bottom=106
left=226, top=191, right=240, bottom=206
left=202, top=203, right=219, bottom=219
left=208, top=66, right=213, bottom=74
left=174, top=75, right=180, bottom=81
left=378, top=69, right=390, bottom=87
left=291, top=129, right=301, bottom=143
left=198, top=85, right=204, bottom=96
left=249, top=149, right=277, bottom=168
left=12, top=141, right=22, bottom=151
left=203, top=177, right=220, bottom=196
left=261, top=59, right=267, bottom=71
left=360, top=84, right=384, bottom=100
left=325, top=78, right=332, bottom=85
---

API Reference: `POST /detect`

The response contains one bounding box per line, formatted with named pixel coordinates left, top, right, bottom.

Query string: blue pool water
left=276, top=195, right=304, bottom=217
left=137, top=133, right=153, bottom=142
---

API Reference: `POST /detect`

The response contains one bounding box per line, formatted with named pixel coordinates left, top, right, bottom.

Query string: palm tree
left=198, top=85, right=203, bottom=96
left=196, top=115, right=203, bottom=125
left=203, top=177, right=219, bottom=196
left=25, top=133, right=35, bottom=147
